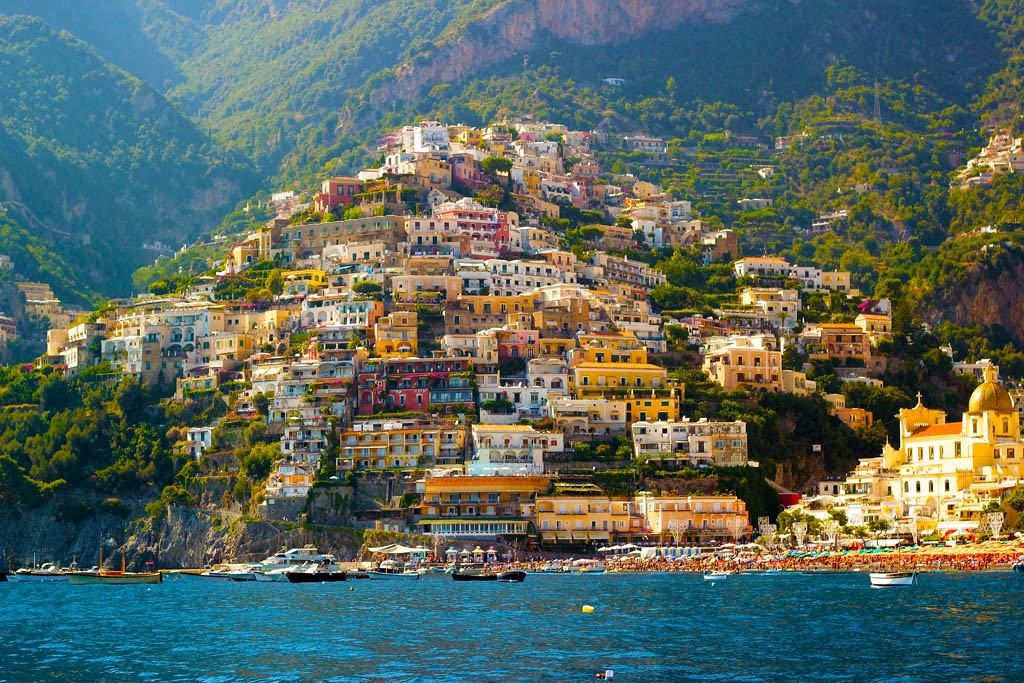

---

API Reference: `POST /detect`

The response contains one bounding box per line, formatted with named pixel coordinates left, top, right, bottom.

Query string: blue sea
left=1, top=571, right=1021, bottom=682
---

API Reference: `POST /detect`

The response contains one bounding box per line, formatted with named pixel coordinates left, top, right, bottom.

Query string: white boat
left=7, top=562, right=67, bottom=582
left=703, top=572, right=730, bottom=580
left=870, top=571, right=916, bottom=586
left=253, top=567, right=291, bottom=582
left=567, top=559, right=606, bottom=573
left=368, top=560, right=420, bottom=580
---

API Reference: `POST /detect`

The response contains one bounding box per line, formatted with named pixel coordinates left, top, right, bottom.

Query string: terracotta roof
left=908, top=422, right=962, bottom=438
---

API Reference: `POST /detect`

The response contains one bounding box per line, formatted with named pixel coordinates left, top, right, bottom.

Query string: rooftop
left=908, top=423, right=963, bottom=438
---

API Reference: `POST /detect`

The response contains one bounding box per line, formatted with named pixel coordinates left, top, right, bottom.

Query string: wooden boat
left=452, top=571, right=497, bottom=582
left=67, top=550, right=161, bottom=585
left=496, top=570, right=526, bottom=583
left=869, top=571, right=916, bottom=587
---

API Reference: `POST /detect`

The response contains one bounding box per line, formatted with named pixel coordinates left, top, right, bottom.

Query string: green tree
left=266, top=268, right=284, bottom=296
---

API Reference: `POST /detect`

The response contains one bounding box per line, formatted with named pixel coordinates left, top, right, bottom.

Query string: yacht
left=252, top=546, right=332, bottom=581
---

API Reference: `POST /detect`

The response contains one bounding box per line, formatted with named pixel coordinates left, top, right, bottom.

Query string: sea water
left=1, top=572, right=1021, bottom=682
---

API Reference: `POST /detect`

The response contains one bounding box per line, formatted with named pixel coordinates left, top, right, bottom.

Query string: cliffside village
left=33, top=120, right=1024, bottom=547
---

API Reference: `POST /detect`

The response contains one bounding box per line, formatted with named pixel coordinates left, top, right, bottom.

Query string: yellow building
left=572, top=361, right=667, bottom=393
left=338, top=420, right=468, bottom=470
left=282, top=269, right=328, bottom=295
left=458, top=294, right=535, bottom=317
left=535, top=488, right=639, bottom=543
left=417, top=475, right=551, bottom=539
left=835, top=367, right=1024, bottom=534
left=571, top=330, right=649, bottom=365
left=637, top=494, right=753, bottom=542
left=374, top=310, right=418, bottom=358
left=455, top=128, right=483, bottom=147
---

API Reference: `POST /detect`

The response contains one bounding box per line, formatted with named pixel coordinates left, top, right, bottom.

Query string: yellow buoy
left=582, top=605, right=595, bottom=613
left=350, top=586, right=354, bottom=591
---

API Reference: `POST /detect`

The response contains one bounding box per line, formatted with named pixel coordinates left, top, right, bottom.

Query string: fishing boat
left=7, top=562, right=68, bottom=583
left=67, top=550, right=161, bottom=585
left=368, top=559, right=420, bottom=580
left=703, top=571, right=730, bottom=581
left=869, top=571, right=916, bottom=587
left=496, top=570, right=526, bottom=583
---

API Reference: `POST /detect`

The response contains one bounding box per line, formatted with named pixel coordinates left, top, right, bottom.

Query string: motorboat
left=869, top=572, right=916, bottom=586
left=285, top=563, right=347, bottom=583
left=253, top=567, right=291, bottom=582
left=566, top=559, right=606, bottom=573
left=496, top=571, right=526, bottom=583
left=368, top=559, right=420, bottom=580
left=703, top=571, right=730, bottom=580
left=7, top=562, right=68, bottom=582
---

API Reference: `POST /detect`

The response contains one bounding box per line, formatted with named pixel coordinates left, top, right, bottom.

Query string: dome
left=968, top=366, right=1014, bottom=413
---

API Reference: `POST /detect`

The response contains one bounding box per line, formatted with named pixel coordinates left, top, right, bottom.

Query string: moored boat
left=67, top=550, right=161, bottom=585
left=452, top=570, right=497, bottom=582
left=703, top=571, right=730, bottom=580
left=67, top=571, right=162, bottom=585
left=368, top=559, right=420, bottom=580
left=7, top=562, right=68, bottom=583
left=496, top=570, right=526, bottom=583
left=869, top=571, right=916, bottom=586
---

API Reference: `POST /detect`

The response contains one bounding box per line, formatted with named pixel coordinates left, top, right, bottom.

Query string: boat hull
left=703, top=573, right=729, bottom=580
left=869, top=572, right=916, bottom=586
left=452, top=572, right=497, bottom=582
left=67, top=572, right=162, bottom=585
left=367, top=571, right=420, bottom=580
left=285, top=571, right=347, bottom=583
left=496, top=571, right=526, bottom=583
left=7, top=572, right=67, bottom=583
left=253, top=571, right=289, bottom=582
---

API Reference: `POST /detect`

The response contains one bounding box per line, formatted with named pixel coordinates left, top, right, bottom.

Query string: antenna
left=873, top=81, right=882, bottom=129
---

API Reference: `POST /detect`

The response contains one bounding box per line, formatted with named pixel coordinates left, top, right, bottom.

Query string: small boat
left=1012, top=562, right=1024, bottom=574
left=7, top=562, right=68, bottom=583
left=703, top=572, right=730, bottom=581
left=566, top=559, right=606, bottom=573
left=368, top=559, right=420, bottom=580
left=452, top=570, right=497, bottom=582
left=496, top=571, right=526, bottom=583
left=869, top=572, right=916, bottom=587
left=347, top=572, right=370, bottom=580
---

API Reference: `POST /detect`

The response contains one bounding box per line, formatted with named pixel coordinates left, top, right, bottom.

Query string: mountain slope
left=0, top=15, right=255, bottom=302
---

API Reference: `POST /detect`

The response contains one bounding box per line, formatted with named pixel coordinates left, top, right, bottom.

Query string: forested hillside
left=0, top=14, right=255, bottom=301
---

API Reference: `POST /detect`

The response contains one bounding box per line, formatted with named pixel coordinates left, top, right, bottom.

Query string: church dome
left=968, top=366, right=1014, bottom=412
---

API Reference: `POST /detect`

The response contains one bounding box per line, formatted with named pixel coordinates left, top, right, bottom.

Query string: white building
left=632, top=418, right=748, bottom=467
left=467, top=424, right=563, bottom=476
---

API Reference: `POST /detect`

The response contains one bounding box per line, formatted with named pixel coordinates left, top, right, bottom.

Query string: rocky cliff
left=347, top=0, right=752, bottom=128
left=929, top=245, right=1024, bottom=345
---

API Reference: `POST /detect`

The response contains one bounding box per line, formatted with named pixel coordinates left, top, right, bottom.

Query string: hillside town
left=33, top=119, right=1024, bottom=549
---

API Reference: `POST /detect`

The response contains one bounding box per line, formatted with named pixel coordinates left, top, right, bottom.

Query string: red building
left=313, top=177, right=362, bottom=214
left=357, top=357, right=476, bottom=415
